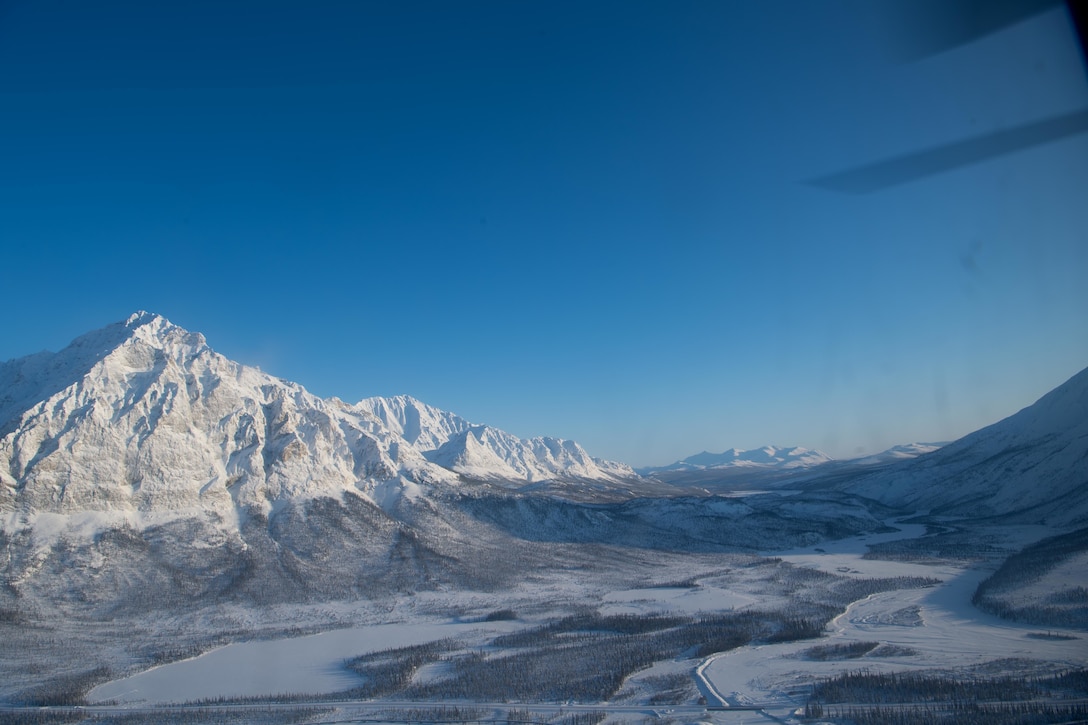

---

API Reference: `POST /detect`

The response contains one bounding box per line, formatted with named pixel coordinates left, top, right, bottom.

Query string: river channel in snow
left=88, top=619, right=522, bottom=705
left=701, top=518, right=1087, bottom=717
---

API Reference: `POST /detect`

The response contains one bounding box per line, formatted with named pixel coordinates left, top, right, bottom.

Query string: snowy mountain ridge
left=354, top=395, right=636, bottom=483
left=2, top=312, right=1085, bottom=536
left=639, top=445, right=833, bottom=475
left=0, top=312, right=636, bottom=534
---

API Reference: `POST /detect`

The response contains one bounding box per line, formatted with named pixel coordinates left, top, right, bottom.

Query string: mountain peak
left=0, top=313, right=201, bottom=430
left=44, top=312, right=208, bottom=370
left=125, top=309, right=162, bottom=327
left=120, top=311, right=208, bottom=355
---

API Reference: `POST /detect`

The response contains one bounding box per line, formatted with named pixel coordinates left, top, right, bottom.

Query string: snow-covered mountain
left=0, top=312, right=636, bottom=533
left=840, top=366, right=1088, bottom=525
left=639, top=446, right=832, bottom=475
left=3, top=310, right=1084, bottom=535
left=355, top=395, right=636, bottom=483
left=0, top=312, right=456, bottom=526
left=0, top=312, right=890, bottom=617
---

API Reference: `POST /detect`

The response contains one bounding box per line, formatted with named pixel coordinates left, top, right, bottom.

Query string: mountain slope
left=840, top=365, right=1088, bottom=524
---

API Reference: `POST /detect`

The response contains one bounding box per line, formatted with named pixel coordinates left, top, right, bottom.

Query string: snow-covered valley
left=68, top=515, right=1087, bottom=724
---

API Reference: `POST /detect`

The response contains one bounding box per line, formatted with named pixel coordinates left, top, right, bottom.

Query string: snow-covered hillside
left=640, top=446, right=832, bottom=475
left=841, top=366, right=1088, bottom=525
left=0, top=312, right=636, bottom=532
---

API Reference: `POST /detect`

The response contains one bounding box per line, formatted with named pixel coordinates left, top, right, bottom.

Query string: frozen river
left=88, top=619, right=521, bottom=705
left=701, top=520, right=1088, bottom=715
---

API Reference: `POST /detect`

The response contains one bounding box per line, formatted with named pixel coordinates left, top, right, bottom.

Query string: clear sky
left=1, top=1, right=1086, bottom=467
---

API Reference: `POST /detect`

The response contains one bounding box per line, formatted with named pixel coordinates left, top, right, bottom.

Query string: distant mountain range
left=638, top=446, right=834, bottom=475
left=637, top=442, right=950, bottom=494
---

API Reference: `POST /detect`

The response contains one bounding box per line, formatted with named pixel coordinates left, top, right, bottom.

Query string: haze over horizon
left=1, top=1, right=1086, bottom=467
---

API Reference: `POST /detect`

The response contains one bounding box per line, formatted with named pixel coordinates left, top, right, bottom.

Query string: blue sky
left=1, top=1, right=1086, bottom=466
